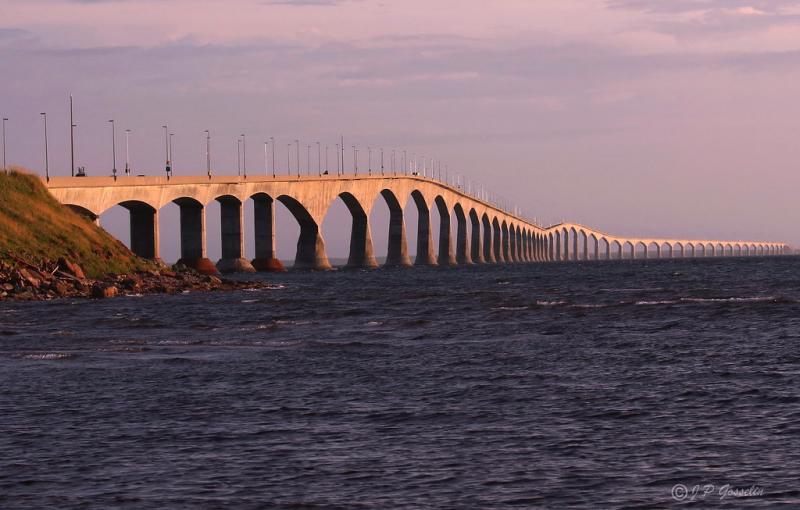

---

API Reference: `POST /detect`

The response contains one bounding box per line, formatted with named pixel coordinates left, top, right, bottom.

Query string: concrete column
left=294, top=226, right=332, bottom=270
left=582, top=234, right=588, bottom=261
left=437, top=211, right=456, bottom=267
left=346, top=212, right=379, bottom=269
left=555, top=232, right=561, bottom=261
left=562, top=231, right=569, bottom=261
left=593, top=237, right=599, bottom=261
left=252, top=195, right=285, bottom=272
left=217, top=197, right=256, bottom=273
left=470, top=215, right=484, bottom=263
left=501, top=225, right=511, bottom=262
left=483, top=218, right=495, bottom=263
left=494, top=222, right=505, bottom=263
left=456, top=212, right=472, bottom=265
left=127, top=204, right=159, bottom=260
left=572, top=232, right=578, bottom=261
left=176, top=199, right=217, bottom=274
left=508, top=228, right=517, bottom=263
left=415, top=206, right=437, bottom=266
left=656, top=245, right=661, bottom=259
left=385, top=204, right=412, bottom=267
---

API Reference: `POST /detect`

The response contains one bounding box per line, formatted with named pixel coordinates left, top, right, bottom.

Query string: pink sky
left=2, top=0, right=799, bottom=259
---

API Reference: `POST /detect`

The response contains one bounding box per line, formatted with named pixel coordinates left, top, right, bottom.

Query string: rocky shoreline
left=0, top=257, right=270, bottom=301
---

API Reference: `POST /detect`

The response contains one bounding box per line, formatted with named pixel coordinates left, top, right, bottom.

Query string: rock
left=2, top=283, right=13, bottom=292
left=204, top=275, right=222, bottom=285
left=17, top=268, right=42, bottom=288
left=58, top=258, right=86, bottom=279
left=50, top=280, right=70, bottom=297
left=160, top=269, right=176, bottom=278
left=91, top=284, right=118, bottom=299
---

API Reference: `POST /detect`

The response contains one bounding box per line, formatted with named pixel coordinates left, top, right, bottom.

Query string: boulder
left=91, top=283, right=118, bottom=299
left=58, top=258, right=85, bottom=279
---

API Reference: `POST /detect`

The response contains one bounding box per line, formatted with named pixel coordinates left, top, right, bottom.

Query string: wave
left=20, top=352, right=74, bottom=360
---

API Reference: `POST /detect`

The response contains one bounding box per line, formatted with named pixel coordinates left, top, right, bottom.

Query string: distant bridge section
left=44, top=175, right=790, bottom=272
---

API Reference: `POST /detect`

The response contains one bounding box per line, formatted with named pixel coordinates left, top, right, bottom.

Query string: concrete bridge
left=44, top=174, right=790, bottom=272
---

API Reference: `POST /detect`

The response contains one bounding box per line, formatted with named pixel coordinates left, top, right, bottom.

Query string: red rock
left=58, top=258, right=85, bottom=279
left=251, top=258, right=287, bottom=272
left=91, top=284, right=118, bottom=299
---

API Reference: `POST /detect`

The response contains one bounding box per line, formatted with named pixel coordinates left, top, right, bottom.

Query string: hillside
left=0, top=168, right=154, bottom=278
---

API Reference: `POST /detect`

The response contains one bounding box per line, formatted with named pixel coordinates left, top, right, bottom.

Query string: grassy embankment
left=0, top=168, right=154, bottom=278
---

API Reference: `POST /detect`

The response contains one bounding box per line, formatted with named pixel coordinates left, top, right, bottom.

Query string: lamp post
left=69, top=95, right=75, bottom=177
left=2, top=117, right=7, bottom=172
left=316, top=141, right=321, bottom=176
left=125, top=129, right=132, bottom=175
left=169, top=133, right=174, bottom=175
left=241, top=134, right=247, bottom=178
left=325, top=145, right=329, bottom=175
left=270, top=137, right=275, bottom=178
left=287, top=143, right=291, bottom=176
left=40, top=113, right=49, bottom=182
left=380, top=147, right=384, bottom=176
left=295, top=140, right=300, bottom=178
left=352, top=145, right=357, bottom=174
left=109, top=119, right=117, bottom=180
left=264, top=142, right=269, bottom=175
left=392, top=149, right=395, bottom=175
left=205, top=130, right=211, bottom=178
left=306, top=144, right=310, bottom=176
left=336, top=144, right=340, bottom=175
left=403, top=150, right=407, bottom=175
left=162, top=125, right=170, bottom=178
left=367, top=146, right=372, bottom=175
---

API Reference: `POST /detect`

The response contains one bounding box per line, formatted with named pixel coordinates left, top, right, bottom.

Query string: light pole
left=237, top=138, right=241, bottom=176
left=352, top=145, right=357, bottom=174
left=264, top=142, right=269, bottom=175
left=336, top=144, right=340, bottom=175
left=205, top=130, right=211, bottom=178
left=391, top=149, right=395, bottom=175
left=270, top=137, right=275, bottom=178
left=403, top=150, right=406, bottom=175
left=125, top=129, right=132, bottom=175
left=109, top=119, right=117, bottom=180
left=380, top=147, right=384, bottom=176
left=162, top=125, right=170, bottom=178
left=241, top=134, right=247, bottom=178
left=368, top=146, right=372, bottom=175
left=295, top=139, right=300, bottom=178
left=306, top=144, right=310, bottom=176
left=325, top=144, right=329, bottom=175
left=287, top=143, right=291, bottom=176
left=2, top=117, right=7, bottom=172
left=316, top=141, right=321, bottom=176
left=40, top=113, right=49, bottom=182
left=69, top=95, right=75, bottom=177
left=169, top=133, right=174, bottom=175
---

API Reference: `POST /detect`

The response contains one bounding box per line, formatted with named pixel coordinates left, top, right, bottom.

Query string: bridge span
left=44, top=174, right=789, bottom=272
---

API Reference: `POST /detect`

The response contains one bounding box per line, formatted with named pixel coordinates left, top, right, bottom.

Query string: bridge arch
left=378, top=189, right=412, bottom=267
left=65, top=204, right=99, bottom=222
left=410, top=190, right=436, bottom=266
left=482, top=213, right=495, bottom=263
left=278, top=194, right=331, bottom=270
left=469, top=209, right=483, bottom=263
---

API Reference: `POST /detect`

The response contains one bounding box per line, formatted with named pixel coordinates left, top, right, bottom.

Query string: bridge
left=45, top=174, right=790, bottom=273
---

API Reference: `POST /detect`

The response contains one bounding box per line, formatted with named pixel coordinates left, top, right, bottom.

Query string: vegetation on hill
left=0, top=168, right=155, bottom=278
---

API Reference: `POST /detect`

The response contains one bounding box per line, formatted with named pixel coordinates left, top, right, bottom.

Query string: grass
left=0, top=168, right=155, bottom=278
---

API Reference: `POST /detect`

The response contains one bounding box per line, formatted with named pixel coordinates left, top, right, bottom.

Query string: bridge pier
left=175, top=198, right=217, bottom=274
left=483, top=217, right=495, bottom=263
left=470, top=213, right=484, bottom=263
left=455, top=207, right=472, bottom=265
left=493, top=220, right=505, bottom=263
left=414, top=196, right=437, bottom=266
left=217, top=196, right=256, bottom=273
left=251, top=194, right=285, bottom=272
left=384, top=196, right=412, bottom=267
left=122, top=201, right=159, bottom=260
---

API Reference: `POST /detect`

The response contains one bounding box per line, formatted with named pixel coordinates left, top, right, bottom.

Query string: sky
left=2, top=0, right=800, bottom=261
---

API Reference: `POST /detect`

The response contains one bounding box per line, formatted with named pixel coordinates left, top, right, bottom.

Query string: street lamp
left=2, top=117, right=7, bottom=172
left=352, top=145, right=357, bottom=174
left=306, top=144, right=310, bottom=176
left=169, top=133, right=174, bottom=175
left=295, top=140, right=300, bottom=178
left=69, top=95, right=75, bottom=177
left=205, top=130, right=211, bottom=178
left=316, top=141, right=321, bottom=176
left=241, top=134, right=247, bottom=178
left=403, top=150, right=407, bottom=175
left=367, top=146, right=372, bottom=175
left=270, top=137, right=275, bottom=178
left=380, top=147, right=384, bottom=176
left=325, top=144, right=329, bottom=175
left=237, top=138, right=241, bottom=176
left=40, top=113, right=49, bottom=182
left=162, top=125, right=171, bottom=179
left=287, top=143, right=291, bottom=176
left=263, top=140, right=268, bottom=176
left=108, top=119, right=117, bottom=180
left=336, top=144, right=340, bottom=175
left=125, top=129, right=132, bottom=175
